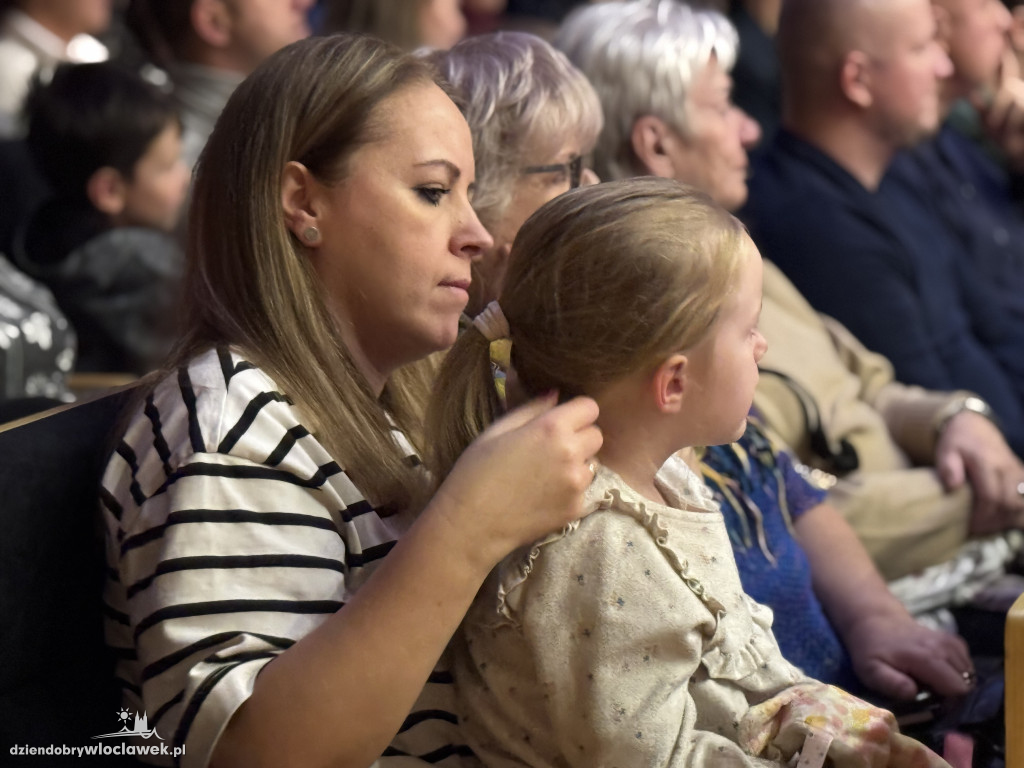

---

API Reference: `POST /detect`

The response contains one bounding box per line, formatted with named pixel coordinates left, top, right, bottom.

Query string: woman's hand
left=843, top=612, right=973, bottom=701
left=428, top=392, right=603, bottom=574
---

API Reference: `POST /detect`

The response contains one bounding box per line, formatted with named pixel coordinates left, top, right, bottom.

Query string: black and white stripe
left=102, top=347, right=470, bottom=768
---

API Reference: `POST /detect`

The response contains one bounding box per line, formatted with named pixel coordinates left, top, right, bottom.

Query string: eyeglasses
left=521, top=155, right=584, bottom=189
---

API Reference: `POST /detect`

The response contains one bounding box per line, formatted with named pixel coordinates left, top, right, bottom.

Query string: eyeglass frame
left=520, top=154, right=584, bottom=189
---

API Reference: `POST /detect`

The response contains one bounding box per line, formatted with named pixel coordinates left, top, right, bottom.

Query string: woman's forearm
left=794, top=503, right=907, bottom=636
left=211, top=503, right=493, bottom=768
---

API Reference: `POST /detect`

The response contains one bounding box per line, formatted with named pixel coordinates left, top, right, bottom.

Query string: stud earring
left=301, top=226, right=320, bottom=245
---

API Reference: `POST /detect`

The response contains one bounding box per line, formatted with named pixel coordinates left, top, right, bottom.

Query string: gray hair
left=423, top=31, right=603, bottom=232
left=554, top=0, right=738, bottom=181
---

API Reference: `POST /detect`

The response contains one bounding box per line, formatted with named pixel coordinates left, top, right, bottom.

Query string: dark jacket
left=12, top=198, right=183, bottom=374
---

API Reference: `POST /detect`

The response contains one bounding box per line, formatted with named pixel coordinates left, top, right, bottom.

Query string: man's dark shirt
left=892, top=121, right=1024, bottom=327
left=741, top=128, right=1024, bottom=455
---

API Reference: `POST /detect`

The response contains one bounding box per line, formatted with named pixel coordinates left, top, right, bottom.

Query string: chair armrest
left=1006, top=590, right=1024, bottom=767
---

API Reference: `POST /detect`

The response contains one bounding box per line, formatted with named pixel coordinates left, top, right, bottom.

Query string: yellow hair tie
left=473, top=302, right=513, bottom=409
left=489, top=338, right=512, bottom=407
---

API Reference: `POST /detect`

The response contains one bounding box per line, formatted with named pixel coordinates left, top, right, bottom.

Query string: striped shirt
left=101, top=346, right=471, bottom=768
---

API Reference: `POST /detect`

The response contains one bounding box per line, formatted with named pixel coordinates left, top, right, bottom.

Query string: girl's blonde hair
left=167, top=33, right=449, bottom=511
left=428, top=177, right=747, bottom=481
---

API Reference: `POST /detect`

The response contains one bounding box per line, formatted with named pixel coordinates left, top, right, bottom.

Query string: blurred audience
left=557, top=0, right=1024, bottom=604
left=0, top=0, right=112, bottom=137
left=323, top=0, right=466, bottom=51
left=125, top=0, right=312, bottom=170
left=890, top=0, right=1024, bottom=330
left=1007, top=0, right=1024, bottom=72
left=728, top=0, right=782, bottom=146
left=0, top=250, right=75, bottom=405
left=742, top=0, right=1024, bottom=458
left=11, top=61, right=189, bottom=374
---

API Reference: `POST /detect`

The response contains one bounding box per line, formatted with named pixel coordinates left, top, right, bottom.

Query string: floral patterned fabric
left=0, top=253, right=74, bottom=401
left=739, top=682, right=950, bottom=768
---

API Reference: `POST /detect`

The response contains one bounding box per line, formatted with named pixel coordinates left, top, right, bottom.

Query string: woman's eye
left=417, top=187, right=449, bottom=206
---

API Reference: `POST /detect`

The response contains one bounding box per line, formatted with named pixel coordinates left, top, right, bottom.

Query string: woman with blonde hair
left=428, top=178, right=948, bottom=767
left=100, top=33, right=601, bottom=768
left=424, top=29, right=603, bottom=316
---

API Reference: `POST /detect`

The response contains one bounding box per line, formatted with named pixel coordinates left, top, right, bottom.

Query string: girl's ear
left=86, top=166, right=128, bottom=219
left=651, top=352, right=688, bottom=413
left=281, top=161, right=323, bottom=247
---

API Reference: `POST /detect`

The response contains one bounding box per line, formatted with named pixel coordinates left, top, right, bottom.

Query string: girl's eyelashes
left=416, top=186, right=450, bottom=206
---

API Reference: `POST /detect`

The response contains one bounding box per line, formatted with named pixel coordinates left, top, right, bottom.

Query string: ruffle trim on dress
left=494, top=519, right=581, bottom=622
left=701, top=595, right=785, bottom=681
left=494, top=461, right=727, bottom=623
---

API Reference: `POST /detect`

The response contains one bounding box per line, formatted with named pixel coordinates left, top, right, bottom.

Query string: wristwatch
left=932, top=394, right=999, bottom=439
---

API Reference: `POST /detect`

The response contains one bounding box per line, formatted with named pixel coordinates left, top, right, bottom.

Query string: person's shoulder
left=0, top=31, right=37, bottom=70
left=75, top=227, right=183, bottom=273
left=127, top=347, right=298, bottom=455
left=745, top=137, right=851, bottom=236
left=0, top=36, right=36, bottom=114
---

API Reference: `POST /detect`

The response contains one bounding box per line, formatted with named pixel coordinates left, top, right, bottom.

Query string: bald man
left=741, top=0, right=1024, bottom=460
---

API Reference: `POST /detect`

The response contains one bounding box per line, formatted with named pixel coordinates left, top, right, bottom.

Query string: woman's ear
left=630, top=115, right=678, bottom=180
left=281, top=161, right=323, bottom=247
left=86, top=166, right=127, bottom=219
left=651, top=352, right=688, bottom=413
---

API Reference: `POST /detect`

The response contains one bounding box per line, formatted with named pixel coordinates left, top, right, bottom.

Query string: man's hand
left=973, top=47, right=1024, bottom=171
left=935, top=410, right=1024, bottom=533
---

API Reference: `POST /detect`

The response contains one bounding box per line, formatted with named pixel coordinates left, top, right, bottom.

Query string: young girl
left=428, top=178, right=949, bottom=767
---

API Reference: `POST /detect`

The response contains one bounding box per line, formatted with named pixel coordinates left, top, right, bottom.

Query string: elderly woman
left=555, top=0, right=995, bottom=703
left=424, top=30, right=603, bottom=316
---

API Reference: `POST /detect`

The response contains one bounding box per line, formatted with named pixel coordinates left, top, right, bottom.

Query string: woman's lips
left=440, top=278, right=471, bottom=292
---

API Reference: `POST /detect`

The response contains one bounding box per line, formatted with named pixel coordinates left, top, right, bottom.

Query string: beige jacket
left=455, top=457, right=806, bottom=768
left=756, top=260, right=971, bottom=579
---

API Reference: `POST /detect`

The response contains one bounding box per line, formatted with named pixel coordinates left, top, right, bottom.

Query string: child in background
left=428, top=178, right=948, bottom=767
left=13, top=60, right=189, bottom=374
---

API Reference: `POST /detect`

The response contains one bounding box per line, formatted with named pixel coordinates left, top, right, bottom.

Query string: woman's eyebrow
left=415, top=159, right=461, bottom=181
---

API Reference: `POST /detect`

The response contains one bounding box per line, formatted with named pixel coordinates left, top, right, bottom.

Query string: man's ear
left=192, top=0, right=233, bottom=49
left=840, top=50, right=874, bottom=109
left=651, top=352, right=688, bottom=414
left=631, top=114, right=679, bottom=180
left=281, top=160, right=324, bottom=247
left=86, top=166, right=127, bottom=218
